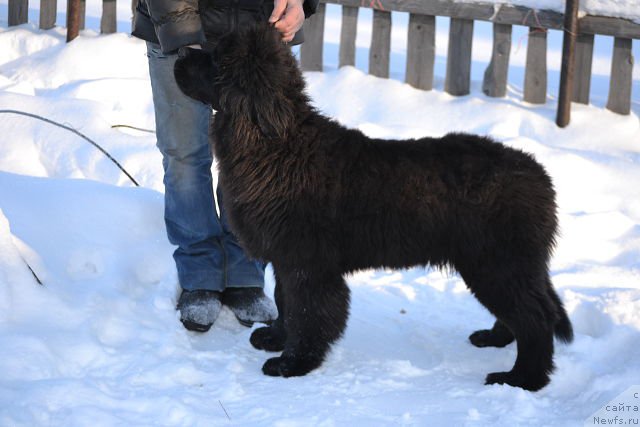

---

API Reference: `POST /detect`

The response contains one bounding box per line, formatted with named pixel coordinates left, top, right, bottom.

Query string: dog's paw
left=174, top=47, right=218, bottom=105
left=485, top=370, right=549, bottom=391
left=250, top=326, right=286, bottom=352
left=469, top=329, right=514, bottom=348
left=261, top=355, right=322, bottom=377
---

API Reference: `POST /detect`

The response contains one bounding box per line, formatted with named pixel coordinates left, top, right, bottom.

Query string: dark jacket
left=132, top=0, right=319, bottom=53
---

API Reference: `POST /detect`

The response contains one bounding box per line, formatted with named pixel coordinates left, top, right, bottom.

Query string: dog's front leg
left=250, top=270, right=287, bottom=352
left=261, top=267, right=350, bottom=377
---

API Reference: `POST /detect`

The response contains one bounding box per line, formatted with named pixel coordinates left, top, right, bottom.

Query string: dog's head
left=174, top=47, right=221, bottom=109
left=174, top=23, right=306, bottom=140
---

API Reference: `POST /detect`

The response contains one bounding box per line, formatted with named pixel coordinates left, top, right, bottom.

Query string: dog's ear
left=174, top=47, right=219, bottom=106
left=250, top=94, right=295, bottom=140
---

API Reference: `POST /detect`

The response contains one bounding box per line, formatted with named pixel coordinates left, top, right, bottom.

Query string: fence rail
left=300, top=0, right=638, bottom=120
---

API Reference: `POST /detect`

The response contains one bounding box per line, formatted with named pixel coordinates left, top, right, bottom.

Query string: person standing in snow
left=132, top=0, right=319, bottom=332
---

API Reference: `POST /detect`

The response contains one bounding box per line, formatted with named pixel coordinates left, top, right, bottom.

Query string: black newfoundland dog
left=174, top=24, right=573, bottom=391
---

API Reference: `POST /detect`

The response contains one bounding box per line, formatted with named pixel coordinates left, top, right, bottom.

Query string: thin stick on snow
left=218, top=400, right=231, bottom=420
left=21, top=255, right=43, bottom=285
left=0, top=109, right=140, bottom=187
left=111, top=124, right=155, bottom=133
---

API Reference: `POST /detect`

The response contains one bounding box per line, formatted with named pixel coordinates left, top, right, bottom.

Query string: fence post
left=606, top=38, right=634, bottom=115
left=67, top=0, right=81, bottom=42
left=80, top=0, right=86, bottom=29
left=445, top=18, right=474, bottom=96
left=572, top=33, right=594, bottom=104
left=9, top=0, right=28, bottom=26
left=483, top=23, right=511, bottom=97
left=300, top=2, right=325, bottom=71
left=39, top=0, right=56, bottom=29
left=556, top=0, right=580, bottom=128
left=132, top=0, right=139, bottom=26
left=523, top=29, right=547, bottom=104
left=101, top=0, right=117, bottom=33
left=406, top=13, right=435, bottom=91
left=339, top=6, right=358, bottom=68
left=369, top=9, right=392, bottom=78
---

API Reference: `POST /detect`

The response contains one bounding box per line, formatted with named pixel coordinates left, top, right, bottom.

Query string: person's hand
left=269, top=0, right=305, bottom=43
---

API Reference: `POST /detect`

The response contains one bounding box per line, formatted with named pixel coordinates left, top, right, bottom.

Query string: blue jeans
left=146, top=42, right=265, bottom=292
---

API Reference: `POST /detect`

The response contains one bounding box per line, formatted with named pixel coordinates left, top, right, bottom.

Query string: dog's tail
left=547, top=279, right=574, bottom=343
left=555, top=307, right=574, bottom=343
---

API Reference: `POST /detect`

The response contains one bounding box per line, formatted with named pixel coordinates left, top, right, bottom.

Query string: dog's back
left=302, top=123, right=557, bottom=276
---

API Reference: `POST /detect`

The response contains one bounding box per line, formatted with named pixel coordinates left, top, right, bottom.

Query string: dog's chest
left=217, top=166, right=287, bottom=259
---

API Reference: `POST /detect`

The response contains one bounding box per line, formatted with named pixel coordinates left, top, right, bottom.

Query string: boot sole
left=236, top=317, right=254, bottom=328
left=233, top=315, right=276, bottom=328
left=181, top=319, right=213, bottom=332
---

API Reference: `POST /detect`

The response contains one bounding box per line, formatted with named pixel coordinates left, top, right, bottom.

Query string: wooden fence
left=7, top=0, right=128, bottom=36
left=5, top=0, right=638, bottom=121
left=299, top=0, right=638, bottom=120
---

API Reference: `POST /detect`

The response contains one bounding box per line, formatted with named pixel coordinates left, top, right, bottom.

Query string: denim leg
left=216, top=186, right=266, bottom=288
left=146, top=42, right=264, bottom=291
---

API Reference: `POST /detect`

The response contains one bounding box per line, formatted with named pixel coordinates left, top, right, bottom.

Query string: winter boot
left=177, top=289, right=222, bottom=332
left=222, top=287, right=278, bottom=327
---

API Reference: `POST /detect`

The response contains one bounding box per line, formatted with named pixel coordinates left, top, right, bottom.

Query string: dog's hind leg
left=250, top=272, right=287, bottom=352
left=261, top=267, right=350, bottom=377
left=484, top=315, right=554, bottom=391
left=469, top=319, right=515, bottom=348
left=464, top=266, right=557, bottom=391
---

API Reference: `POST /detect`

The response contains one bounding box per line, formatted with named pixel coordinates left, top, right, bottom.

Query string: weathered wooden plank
left=482, top=23, right=511, bottom=97
left=606, top=37, right=634, bottom=115
left=321, top=0, right=640, bottom=39
left=369, top=10, right=391, bottom=78
left=556, top=0, right=579, bottom=127
left=339, top=6, right=358, bottom=67
left=572, top=33, right=594, bottom=104
left=67, top=0, right=81, bottom=42
left=579, top=15, right=640, bottom=40
left=405, top=13, right=435, bottom=91
left=131, top=0, right=139, bottom=30
left=300, top=2, right=326, bottom=71
left=9, top=0, right=28, bottom=26
left=445, top=18, right=473, bottom=96
left=79, top=0, right=86, bottom=29
left=524, top=29, right=547, bottom=104
left=39, top=0, right=56, bottom=29
left=101, top=0, right=117, bottom=34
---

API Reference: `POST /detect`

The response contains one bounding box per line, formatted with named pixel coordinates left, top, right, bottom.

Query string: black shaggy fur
left=174, top=24, right=573, bottom=391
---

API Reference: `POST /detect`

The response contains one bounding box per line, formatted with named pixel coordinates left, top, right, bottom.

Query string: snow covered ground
left=0, top=2, right=639, bottom=426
